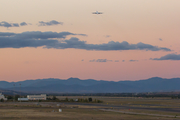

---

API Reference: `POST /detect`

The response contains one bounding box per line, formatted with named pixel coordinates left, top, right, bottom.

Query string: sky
left=0, top=0, right=180, bottom=82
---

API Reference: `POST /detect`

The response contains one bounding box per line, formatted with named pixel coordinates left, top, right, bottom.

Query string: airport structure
left=0, top=93, right=7, bottom=100
left=27, top=94, right=46, bottom=100
left=18, top=98, right=28, bottom=101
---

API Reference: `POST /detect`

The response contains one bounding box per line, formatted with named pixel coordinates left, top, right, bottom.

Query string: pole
left=19, top=83, right=21, bottom=103
left=13, top=84, right=15, bottom=102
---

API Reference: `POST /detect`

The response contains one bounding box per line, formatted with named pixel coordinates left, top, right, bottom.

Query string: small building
left=27, top=94, right=46, bottom=100
left=0, top=93, right=7, bottom=101
left=18, top=98, right=29, bottom=101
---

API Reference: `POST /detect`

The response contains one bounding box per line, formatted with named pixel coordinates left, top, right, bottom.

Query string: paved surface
left=60, top=102, right=180, bottom=113
left=100, top=109, right=180, bottom=118
left=2, top=102, right=180, bottom=113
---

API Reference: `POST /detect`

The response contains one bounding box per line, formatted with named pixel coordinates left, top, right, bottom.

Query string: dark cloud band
left=0, top=31, right=171, bottom=51
left=45, top=38, right=171, bottom=51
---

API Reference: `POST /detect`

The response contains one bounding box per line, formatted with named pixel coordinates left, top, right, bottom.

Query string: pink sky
left=0, top=0, right=180, bottom=82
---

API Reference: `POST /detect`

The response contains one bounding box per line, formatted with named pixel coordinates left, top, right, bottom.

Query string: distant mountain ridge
left=0, top=77, right=180, bottom=93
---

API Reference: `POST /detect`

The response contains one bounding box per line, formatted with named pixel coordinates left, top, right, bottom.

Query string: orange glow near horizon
left=0, top=0, right=180, bottom=82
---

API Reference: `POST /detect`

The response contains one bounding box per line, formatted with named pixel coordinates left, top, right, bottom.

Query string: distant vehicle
left=92, top=11, right=103, bottom=14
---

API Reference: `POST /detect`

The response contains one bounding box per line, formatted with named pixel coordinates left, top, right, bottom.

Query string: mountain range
left=0, top=77, right=180, bottom=93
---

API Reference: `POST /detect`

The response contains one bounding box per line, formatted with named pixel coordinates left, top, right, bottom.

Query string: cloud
left=0, top=21, right=29, bottom=28
left=151, top=54, right=180, bottom=60
left=96, top=59, right=109, bottom=62
left=89, top=59, right=112, bottom=62
left=0, top=32, right=15, bottom=36
left=81, top=59, right=84, bottom=61
left=159, top=38, right=163, bottom=41
left=105, top=35, right=111, bottom=38
left=12, top=23, right=19, bottom=27
left=0, top=31, right=86, bottom=48
left=89, top=59, right=95, bottom=62
left=0, top=21, right=19, bottom=28
left=47, top=39, right=171, bottom=51
left=90, top=59, right=121, bottom=62
left=20, top=22, right=28, bottom=26
left=129, top=60, right=138, bottom=62
left=38, top=20, right=63, bottom=26
left=0, top=31, right=171, bottom=52
left=13, top=31, right=86, bottom=39
left=122, top=60, right=125, bottom=62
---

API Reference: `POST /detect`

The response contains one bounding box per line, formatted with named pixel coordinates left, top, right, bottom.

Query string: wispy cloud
left=0, top=21, right=28, bottom=28
left=105, top=35, right=111, bottom=38
left=151, top=53, right=180, bottom=60
left=0, top=21, right=19, bottom=28
left=159, top=38, right=163, bottom=41
left=89, top=59, right=112, bottom=62
left=89, top=59, right=127, bottom=62
left=0, top=31, right=171, bottom=51
left=129, top=60, right=138, bottom=62
left=38, top=20, right=63, bottom=26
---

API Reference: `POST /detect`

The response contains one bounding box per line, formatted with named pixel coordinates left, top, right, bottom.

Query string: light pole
left=13, top=84, right=15, bottom=102
left=19, top=83, right=21, bottom=103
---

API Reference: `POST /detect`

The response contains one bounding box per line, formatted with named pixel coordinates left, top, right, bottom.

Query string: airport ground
left=0, top=96, right=180, bottom=120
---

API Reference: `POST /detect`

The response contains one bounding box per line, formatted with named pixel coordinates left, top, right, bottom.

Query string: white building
left=0, top=93, right=7, bottom=101
left=18, top=98, right=29, bottom=101
left=27, top=94, right=46, bottom=100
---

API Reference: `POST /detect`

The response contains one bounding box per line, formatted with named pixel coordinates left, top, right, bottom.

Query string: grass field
left=0, top=96, right=180, bottom=120
left=57, top=96, right=180, bottom=107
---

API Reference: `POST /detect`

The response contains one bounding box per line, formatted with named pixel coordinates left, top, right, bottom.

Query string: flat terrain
left=0, top=97, right=180, bottom=120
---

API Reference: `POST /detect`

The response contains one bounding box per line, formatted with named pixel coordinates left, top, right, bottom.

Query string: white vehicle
left=92, top=11, right=103, bottom=14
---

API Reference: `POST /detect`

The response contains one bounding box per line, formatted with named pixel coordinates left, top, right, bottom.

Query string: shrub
left=7, top=96, right=13, bottom=100
left=15, top=95, right=20, bottom=101
left=0, top=99, right=4, bottom=102
left=84, top=98, right=88, bottom=102
left=88, top=97, right=92, bottom=102
left=70, top=99, right=74, bottom=102
left=97, top=100, right=103, bottom=103
left=65, top=97, right=68, bottom=101
left=52, top=96, right=57, bottom=100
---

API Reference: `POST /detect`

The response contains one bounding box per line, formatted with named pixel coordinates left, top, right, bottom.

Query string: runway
left=60, top=102, right=180, bottom=113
